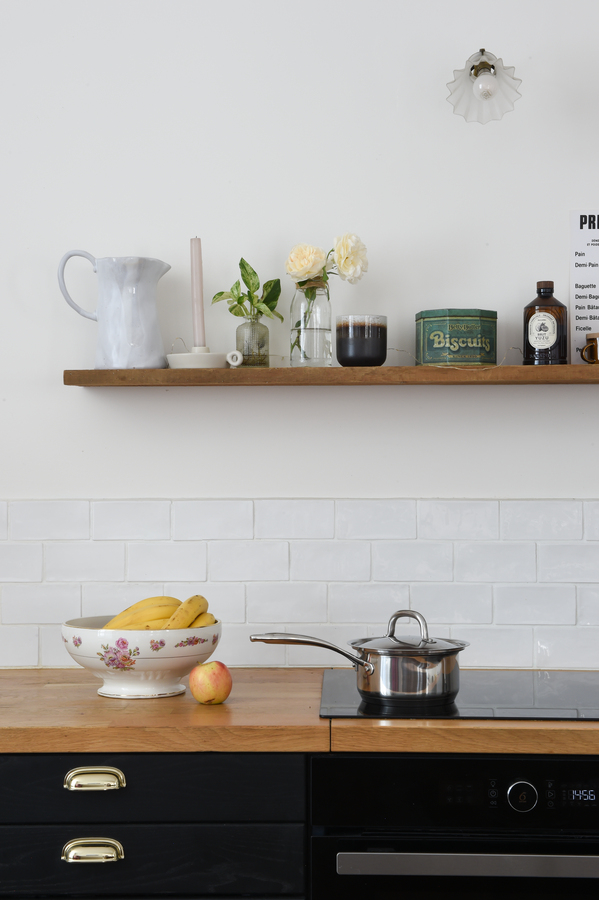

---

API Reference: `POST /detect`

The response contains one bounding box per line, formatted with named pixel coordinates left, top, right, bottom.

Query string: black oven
left=310, top=753, right=599, bottom=900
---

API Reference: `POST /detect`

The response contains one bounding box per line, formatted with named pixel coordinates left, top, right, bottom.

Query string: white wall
left=1, top=0, right=597, bottom=501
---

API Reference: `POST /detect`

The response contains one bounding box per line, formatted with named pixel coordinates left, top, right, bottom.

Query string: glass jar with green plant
left=212, top=259, right=283, bottom=368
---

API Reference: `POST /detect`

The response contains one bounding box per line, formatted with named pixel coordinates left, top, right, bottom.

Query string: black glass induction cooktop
left=320, top=667, right=599, bottom=720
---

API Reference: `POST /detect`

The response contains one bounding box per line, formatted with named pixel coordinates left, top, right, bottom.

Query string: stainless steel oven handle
left=337, top=852, right=599, bottom=879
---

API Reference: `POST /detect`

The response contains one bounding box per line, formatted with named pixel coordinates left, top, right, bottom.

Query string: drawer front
left=0, top=753, right=305, bottom=823
left=0, top=823, right=305, bottom=896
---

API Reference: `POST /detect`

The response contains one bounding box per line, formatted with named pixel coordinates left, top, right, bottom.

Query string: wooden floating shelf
left=63, top=365, right=599, bottom=387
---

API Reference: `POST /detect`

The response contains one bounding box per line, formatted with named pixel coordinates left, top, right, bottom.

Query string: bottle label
left=528, top=312, right=558, bottom=349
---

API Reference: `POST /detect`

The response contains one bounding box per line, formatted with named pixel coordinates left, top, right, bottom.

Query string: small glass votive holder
left=336, top=315, right=387, bottom=367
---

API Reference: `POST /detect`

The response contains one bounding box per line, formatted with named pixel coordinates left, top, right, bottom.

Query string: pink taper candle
left=190, top=237, right=206, bottom=347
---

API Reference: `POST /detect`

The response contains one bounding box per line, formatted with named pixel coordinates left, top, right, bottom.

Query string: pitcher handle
left=58, top=250, right=98, bottom=321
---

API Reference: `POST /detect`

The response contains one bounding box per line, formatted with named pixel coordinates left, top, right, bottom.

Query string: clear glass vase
left=289, top=282, right=332, bottom=367
left=236, top=314, right=269, bottom=368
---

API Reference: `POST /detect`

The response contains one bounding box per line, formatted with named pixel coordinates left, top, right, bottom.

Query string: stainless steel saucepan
left=250, top=609, right=469, bottom=707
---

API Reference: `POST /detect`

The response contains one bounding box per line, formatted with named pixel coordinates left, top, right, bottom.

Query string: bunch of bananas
left=104, top=595, right=217, bottom=631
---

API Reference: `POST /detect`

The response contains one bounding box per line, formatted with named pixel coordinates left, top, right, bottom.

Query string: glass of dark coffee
left=336, top=315, right=387, bottom=366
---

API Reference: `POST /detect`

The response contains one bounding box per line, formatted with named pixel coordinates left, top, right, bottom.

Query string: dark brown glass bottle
left=523, top=281, right=568, bottom=365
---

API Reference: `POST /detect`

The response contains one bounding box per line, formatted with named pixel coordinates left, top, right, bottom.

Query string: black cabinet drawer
left=0, top=754, right=305, bottom=824
left=0, top=823, right=305, bottom=896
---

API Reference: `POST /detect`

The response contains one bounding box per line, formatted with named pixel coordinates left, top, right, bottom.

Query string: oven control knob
left=507, top=781, right=538, bottom=812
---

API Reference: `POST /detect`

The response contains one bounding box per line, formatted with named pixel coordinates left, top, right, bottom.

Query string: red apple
left=188, top=660, right=232, bottom=705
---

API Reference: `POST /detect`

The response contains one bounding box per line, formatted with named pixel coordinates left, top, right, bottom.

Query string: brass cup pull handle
left=63, top=766, right=126, bottom=791
left=581, top=342, right=598, bottom=364
left=61, top=838, right=124, bottom=863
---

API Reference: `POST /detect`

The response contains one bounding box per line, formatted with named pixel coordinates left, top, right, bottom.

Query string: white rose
left=285, top=243, right=327, bottom=283
left=333, top=233, right=368, bottom=284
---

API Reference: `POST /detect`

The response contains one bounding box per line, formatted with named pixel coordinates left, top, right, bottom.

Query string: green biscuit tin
left=415, top=308, right=497, bottom=366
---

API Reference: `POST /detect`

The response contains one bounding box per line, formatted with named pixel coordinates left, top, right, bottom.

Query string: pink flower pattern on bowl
left=73, top=636, right=82, bottom=648
left=150, top=639, right=166, bottom=652
left=175, top=635, right=208, bottom=648
left=97, top=638, right=140, bottom=670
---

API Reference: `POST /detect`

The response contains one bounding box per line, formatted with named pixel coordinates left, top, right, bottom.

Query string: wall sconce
left=447, top=49, right=522, bottom=124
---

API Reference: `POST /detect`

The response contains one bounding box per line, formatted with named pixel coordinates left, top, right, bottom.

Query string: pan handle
left=386, top=609, right=435, bottom=644
left=249, top=632, right=375, bottom=674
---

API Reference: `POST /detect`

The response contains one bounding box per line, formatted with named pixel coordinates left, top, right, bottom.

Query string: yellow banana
left=164, top=595, right=208, bottom=630
left=190, top=612, right=216, bottom=627
left=119, top=618, right=170, bottom=630
left=118, top=604, right=182, bottom=628
left=105, top=596, right=181, bottom=629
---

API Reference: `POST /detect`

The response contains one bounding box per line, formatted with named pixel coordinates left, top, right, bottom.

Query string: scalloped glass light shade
left=447, top=50, right=522, bottom=124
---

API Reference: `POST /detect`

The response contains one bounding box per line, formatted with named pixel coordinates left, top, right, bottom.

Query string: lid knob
left=385, top=609, right=435, bottom=645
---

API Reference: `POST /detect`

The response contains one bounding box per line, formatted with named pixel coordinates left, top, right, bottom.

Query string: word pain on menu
left=570, top=209, right=599, bottom=363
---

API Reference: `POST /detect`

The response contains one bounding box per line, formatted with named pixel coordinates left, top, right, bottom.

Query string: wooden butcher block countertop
left=1, top=668, right=599, bottom=755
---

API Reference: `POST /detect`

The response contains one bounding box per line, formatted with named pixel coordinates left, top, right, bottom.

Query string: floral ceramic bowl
left=61, top=616, right=222, bottom=699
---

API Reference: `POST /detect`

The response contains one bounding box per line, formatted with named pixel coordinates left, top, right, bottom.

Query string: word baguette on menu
left=569, top=211, right=599, bottom=362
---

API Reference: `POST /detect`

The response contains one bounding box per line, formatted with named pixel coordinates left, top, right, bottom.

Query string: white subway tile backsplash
left=0, top=496, right=597, bottom=671
left=577, top=586, right=599, bottom=625
left=538, top=543, right=599, bottom=582
left=41, top=625, right=74, bottom=666
left=255, top=500, right=334, bottom=539
left=328, top=583, right=409, bottom=623
left=494, top=584, right=576, bottom=624
left=535, top=626, right=599, bottom=668
left=128, top=542, right=206, bottom=582
left=10, top=501, right=89, bottom=540
left=501, top=501, right=582, bottom=540
left=46, top=542, right=125, bottom=582
left=82, top=583, right=165, bottom=618
left=210, top=541, right=288, bottom=581
left=0, top=625, right=39, bottom=666
left=585, top=502, right=599, bottom=540
left=93, top=501, right=171, bottom=540
left=336, top=500, right=416, bottom=539
left=455, top=542, right=536, bottom=582
left=218, top=624, right=287, bottom=667
left=458, top=626, right=534, bottom=668
left=173, top=501, right=253, bottom=540
left=409, top=583, right=493, bottom=623
left=373, top=541, right=452, bottom=581
left=285, top=625, right=359, bottom=667
left=2, top=584, right=81, bottom=624
left=0, top=544, right=43, bottom=582
left=247, top=583, right=326, bottom=623
left=418, top=500, right=498, bottom=540
left=291, top=541, right=370, bottom=582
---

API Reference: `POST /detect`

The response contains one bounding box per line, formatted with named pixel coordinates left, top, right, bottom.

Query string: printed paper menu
left=570, top=209, right=599, bottom=364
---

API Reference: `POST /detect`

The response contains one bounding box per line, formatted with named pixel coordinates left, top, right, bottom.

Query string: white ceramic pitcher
left=58, top=250, right=170, bottom=369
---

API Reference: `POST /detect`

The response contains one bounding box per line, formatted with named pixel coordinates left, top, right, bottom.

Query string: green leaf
left=261, top=278, right=281, bottom=310
left=256, top=302, right=275, bottom=319
left=239, top=258, right=260, bottom=293
left=212, top=291, right=232, bottom=304
left=271, top=309, right=284, bottom=322
left=229, top=303, right=247, bottom=317
left=231, top=280, right=242, bottom=301
left=305, top=287, right=316, bottom=302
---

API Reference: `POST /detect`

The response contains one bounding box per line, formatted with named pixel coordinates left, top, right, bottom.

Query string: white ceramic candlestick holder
left=167, top=344, right=243, bottom=369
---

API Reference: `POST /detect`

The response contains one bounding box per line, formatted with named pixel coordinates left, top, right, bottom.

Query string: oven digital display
left=563, top=787, right=597, bottom=804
